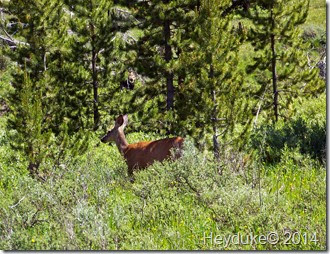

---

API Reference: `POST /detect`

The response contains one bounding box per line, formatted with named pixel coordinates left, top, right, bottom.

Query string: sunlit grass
left=306, top=0, right=326, bottom=27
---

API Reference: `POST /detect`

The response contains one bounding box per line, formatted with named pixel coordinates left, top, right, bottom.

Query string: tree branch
left=9, top=196, right=26, bottom=209
left=0, top=34, right=29, bottom=46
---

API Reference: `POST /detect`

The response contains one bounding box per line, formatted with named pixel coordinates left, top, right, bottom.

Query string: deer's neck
left=115, top=131, right=129, bottom=155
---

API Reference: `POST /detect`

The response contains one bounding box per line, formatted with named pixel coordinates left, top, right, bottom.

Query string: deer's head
left=101, top=114, right=128, bottom=143
left=127, top=69, right=136, bottom=84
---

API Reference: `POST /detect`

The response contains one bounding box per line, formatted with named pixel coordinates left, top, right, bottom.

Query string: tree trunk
left=211, top=90, right=220, bottom=162
left=270, top=10, right=278, bottom=122
left=210, top=64, right=220, bottom=163
left=177, top=47, right=185, bottom=101
left=163, top=17, right=174, bottom=110
left=90, top=22, right=100, bottom=130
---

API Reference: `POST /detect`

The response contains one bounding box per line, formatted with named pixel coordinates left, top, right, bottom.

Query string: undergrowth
left=0, top=131, right=326, bottom=250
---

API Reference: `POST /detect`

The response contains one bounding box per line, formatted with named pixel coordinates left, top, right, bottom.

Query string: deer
left=101, top=114, right=184, bottom=177
left=120, top=69, right=136, bottom=90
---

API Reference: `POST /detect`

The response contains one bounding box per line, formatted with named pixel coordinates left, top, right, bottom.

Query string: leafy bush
left=133, top=140, right=325, bottom=250
left=302, top=24, right=326, bottom=50
left=251, top=118, right=325, bottom=163
left=0, top=133, right=326, bottom=250
left=250, top=95, right=326, bottom=163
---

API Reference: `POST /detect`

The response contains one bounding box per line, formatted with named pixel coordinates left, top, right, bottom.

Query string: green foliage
left=246, top=0, right=324, bottom=122
left=0, top=134, right=325, bottom=250
left=251, top=118, right=325, bottom=163
left=0, top=57, right=13, bottom=115
left=7, top=71, right=52, bottom=177
left=176, top=0, right=251, bottom=151
left=0, top=0, right=326, bottom=251
left=305, top=0, right=326, bottom=27
left=302, top=24, right=326, bottom=50
left=251, top=94, right=326, bottom=163
left=127, top=0, right=201, bottom=135
left=7, top=71, right=89, bottom=178
left=59, top=0, right=127, bottom=131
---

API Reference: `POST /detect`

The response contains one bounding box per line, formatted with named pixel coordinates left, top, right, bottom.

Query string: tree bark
left=212, top=90, right=220, bottom=161
left=210, top=64, right=220, bottom=163
left=90, top=22, right=100, bottom=130
left=270, top=10, right=278, bottom=122
left=163, top=16, right=174, bottom=110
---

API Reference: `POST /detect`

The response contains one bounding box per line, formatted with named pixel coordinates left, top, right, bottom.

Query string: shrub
left=251, top=118, right=325, bottom=163
left=250, top=94, right=326, bottom=163
left=302, top=25, right=326, bottom=50
left=0, top=135, right=326, bottom=250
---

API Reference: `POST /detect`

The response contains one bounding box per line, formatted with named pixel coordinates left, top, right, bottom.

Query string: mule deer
left=101, top=115, right=184, bottom=176
left=120, top=69, right=136, bottom=90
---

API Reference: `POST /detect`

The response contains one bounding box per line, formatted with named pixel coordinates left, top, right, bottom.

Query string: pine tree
left=57, top=0, right=108, bottom=130
left=4, top=0, right=66, bottom=133
left=60, top=0, right=138, bottom=132
left=129, top=0, right=200, bottom=134
left=4, top=0, right=89, bottom=177
left=8, top=71, right=53, bottom=179
left=177, top=0, right=249, bottom=159
left=9, top=70, right=89, bottom=179
left=246, top=0, right=323, bottom=123
left=4, top=0, right=55, bottom=176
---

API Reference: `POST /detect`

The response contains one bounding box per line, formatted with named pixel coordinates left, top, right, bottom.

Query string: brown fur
left=101, top=115, right=184, bottom=176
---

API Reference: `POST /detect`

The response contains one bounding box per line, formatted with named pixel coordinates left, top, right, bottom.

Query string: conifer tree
left=4, top=0, right=89, bottom=177
left=129, top=0, right=200, bottom=134
left=9, top=70, right=89, bottom=179
left=4, top=0, right=56, bottom=175
left=4, top=0, right=66, bottom=133
left=61, top=0, right=138, bottom=131
left=59, top=0, right=110, bottom=130
left=246, top=0, right=323, bottom=123
left=177, top=0, right=249, bottom=159
left=8, top=71, right=53, bottom=179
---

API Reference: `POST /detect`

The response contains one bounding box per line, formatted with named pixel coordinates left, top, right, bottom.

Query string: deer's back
left=124, top=137, right=184, bottom=172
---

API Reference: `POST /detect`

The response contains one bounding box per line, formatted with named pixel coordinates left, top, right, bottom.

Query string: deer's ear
left=122, top=114, right=128, bottom=128
left=115, top=115, right=124, bottom=127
